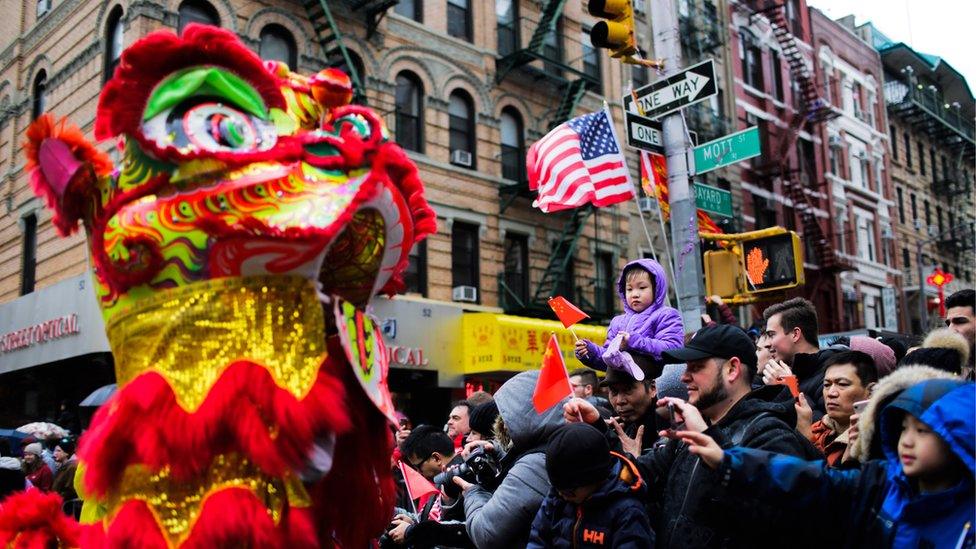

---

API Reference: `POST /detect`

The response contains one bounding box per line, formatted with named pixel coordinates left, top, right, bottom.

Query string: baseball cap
left=662, top=324, right=757, bottom=370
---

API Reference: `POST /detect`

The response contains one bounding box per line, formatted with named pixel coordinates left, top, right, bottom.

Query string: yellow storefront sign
left=461, top=313, right=607, bottom=374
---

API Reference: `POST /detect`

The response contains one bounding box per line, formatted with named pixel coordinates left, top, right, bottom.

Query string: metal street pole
left=649, top=0, right=704, bottom=332
left=916, top=239, right=927, bottom=332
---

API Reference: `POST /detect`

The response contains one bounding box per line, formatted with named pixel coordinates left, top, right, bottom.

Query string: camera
left=433, top=445, right=503, bottom=495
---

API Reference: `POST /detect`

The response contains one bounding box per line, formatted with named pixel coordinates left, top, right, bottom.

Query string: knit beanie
left=55, top=439, right=75, bottom=456
left=545, top=423, right=611, bottom=491
left=23, top=443, right=42, bottom=457
left=900, top=347, right=964, bottom=375
left=468, top=401, right=498, bottom=438
left=850, top=336, right=896, bottom=378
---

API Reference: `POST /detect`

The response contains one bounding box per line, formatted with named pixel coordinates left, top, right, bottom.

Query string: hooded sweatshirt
left=463, top=371, right=565, bottom=548
left=578, top=259, right=683, bottom=369
left=715, top=379, right=975, bottom=548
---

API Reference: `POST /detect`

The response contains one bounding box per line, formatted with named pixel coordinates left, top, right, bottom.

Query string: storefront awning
left=461, top=313, right=607, bottom=375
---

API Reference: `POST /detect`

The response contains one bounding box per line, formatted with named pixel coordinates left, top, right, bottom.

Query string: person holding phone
left=795, top=351, right=878, bottom=467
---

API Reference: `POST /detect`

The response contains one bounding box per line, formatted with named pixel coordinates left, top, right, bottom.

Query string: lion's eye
left=142, top=97, right=276, bottom=154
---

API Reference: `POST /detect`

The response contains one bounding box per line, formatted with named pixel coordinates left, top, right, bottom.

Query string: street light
left=915, top=221, right=975, bottom=330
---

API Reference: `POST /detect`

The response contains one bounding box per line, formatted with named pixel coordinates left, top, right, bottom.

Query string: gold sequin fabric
left=108, top=453, right=311, bottom=546
left=106, top=275, right=327, bottom=411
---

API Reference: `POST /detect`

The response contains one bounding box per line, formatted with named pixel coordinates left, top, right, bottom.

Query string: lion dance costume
left=0, top=24, right=436, bottom=547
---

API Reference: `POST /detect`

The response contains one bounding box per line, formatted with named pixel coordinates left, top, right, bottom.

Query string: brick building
left=809, top=8, right=899, bottom=331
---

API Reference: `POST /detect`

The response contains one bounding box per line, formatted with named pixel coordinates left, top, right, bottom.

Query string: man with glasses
left=568, top=368, right=611, bottom=412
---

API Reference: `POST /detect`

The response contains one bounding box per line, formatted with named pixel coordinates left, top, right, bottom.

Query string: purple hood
left=617, top=258, right=669, bottom=314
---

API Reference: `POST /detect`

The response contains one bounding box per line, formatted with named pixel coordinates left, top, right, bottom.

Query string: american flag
left=527, top=108, right=635, bottom=213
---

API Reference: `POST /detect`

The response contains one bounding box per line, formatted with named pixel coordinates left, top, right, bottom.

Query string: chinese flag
left=398, top=460, right=439, bottom=503
left=548, top=296, right=589, bottom=329
left=532, top=334, right=573, bottom=413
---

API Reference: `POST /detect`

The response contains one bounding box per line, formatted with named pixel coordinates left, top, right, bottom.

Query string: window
left=771, top=50, right=784, bottom=101
left=451, top=222, right=480, bottom=300
left=447, top=0, right=472, bottom=42
left=543, top=19, right=562, bottom=77
left=896, top=187, right=905, bottom=223
left=500, top=108, right=525, bottom=182
left=739, top=30, right=763, bottom=89
left=929, top=148, right=937, bottom=183
left=857, top=218, right=875, bottom=262
left=103, top=7, right=124, bottom=83
left=448, top=90, right=476, bottom=168
left=37, top=0, right=51, bottom=18
left=395, top=0, right=422, bottom=22
left=924, top=200, right=930, bottom=226
left=937, top=206, right=943, bottom=234
left=496, top=0, right=517, bottom=55
left=917, top=141, right=925, bottom=175
left=890, top=125, right=897, bottom=161
left=582, top=27, right=601, bottom=92
left=595, top=252, right=615, bottom=315
left=21, top=214, right=37, bottom=295
left=31, top=71, right=47, bottom=121
left=902, top=248, right=910, bottom=270
left=403, top=240, right=428, bottom=296
left=178, top=0, right=219, bottom=33
left=910, top=193, right=918, bottom=229
left=942, top=155, right=950, bottom=181
left=828, top=145, right=839, bottom=175
left=753, top=194, right=777, bottom=229
left=259, top=25, right=297, bottom=68
left=394, top=72, right=424, bottom=152
left=903, top=133, right=912, bottom=167
left=336, top=50, right=365, bottom=87
left=502, top=234, right=528, bottom=306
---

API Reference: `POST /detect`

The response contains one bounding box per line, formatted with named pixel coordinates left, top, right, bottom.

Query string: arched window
left=103, top=7, right=124, bottom=83
left=31, top=70, right=47, bottom=121
left=259, top=25, right=297, bottom=68
left=500, top=107, right=524, bottom=182
left=178, top=0, right=219, bottom=33
left=448, top=90, right=475, bottom=169
left=394, top=72, right=424, bottom=153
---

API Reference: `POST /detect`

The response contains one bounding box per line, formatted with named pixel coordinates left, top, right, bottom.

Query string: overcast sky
left=807, top=0, right=975, bottom=92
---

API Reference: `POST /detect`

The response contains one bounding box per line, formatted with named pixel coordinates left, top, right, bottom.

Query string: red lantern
left=926, top=268, right=955, bottom=317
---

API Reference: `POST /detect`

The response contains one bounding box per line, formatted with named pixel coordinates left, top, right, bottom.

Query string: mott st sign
left=693, top=126, right=762, bottom=175
left=623, top=59, right=717, bottom=119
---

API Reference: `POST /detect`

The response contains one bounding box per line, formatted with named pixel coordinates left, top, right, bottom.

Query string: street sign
left=623, top=59, right=717, bottom=119
left=624, top=111, right=663, bottom=153
left=693, top=182, right=732, bottom=217
left=693, top=126, right=762, bottom=175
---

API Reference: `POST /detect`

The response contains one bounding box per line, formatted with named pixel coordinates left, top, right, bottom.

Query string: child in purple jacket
left=575, top=258, right=684, bottom=370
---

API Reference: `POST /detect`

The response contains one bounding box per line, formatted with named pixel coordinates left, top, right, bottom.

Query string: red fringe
left=0, top=490, right=81, bottom=548
left=312, top=337, right=397, bottom=548
left=23, top=114, right=113, bottom=236
left=78, top=359, right=350, bottom=497
left=96, top=24, right=285, bottom=141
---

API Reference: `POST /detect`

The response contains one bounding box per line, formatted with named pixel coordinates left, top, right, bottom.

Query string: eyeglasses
left=408, top=454, right=432, bottom=469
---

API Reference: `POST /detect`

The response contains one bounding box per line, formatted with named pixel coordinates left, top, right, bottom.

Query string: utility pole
left=649, top=0, right=704, bottom=332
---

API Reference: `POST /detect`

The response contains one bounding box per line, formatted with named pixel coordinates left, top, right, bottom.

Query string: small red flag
left=398, top=460, right=439, bottom=503
left=533, top=334, right=573, bottom=413
left=548, top=296, right=589, bottom=329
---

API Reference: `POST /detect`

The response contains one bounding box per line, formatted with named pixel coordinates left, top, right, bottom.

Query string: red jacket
left=26, top=463, right=53, bottom=492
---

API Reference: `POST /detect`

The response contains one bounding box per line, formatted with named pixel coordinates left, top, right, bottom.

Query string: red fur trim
left=0, top=490, right=81, bottom=548
left=78, top=360, right=350, bottom=497
left=96, top=24, right=285, bottom=141
left=312, top=337, right=396, bottom=548
left=24, top=115, right=113, bottom=236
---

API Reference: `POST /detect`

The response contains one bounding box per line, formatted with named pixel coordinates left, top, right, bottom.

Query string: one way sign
left=624, top=59, right=717, bottom=119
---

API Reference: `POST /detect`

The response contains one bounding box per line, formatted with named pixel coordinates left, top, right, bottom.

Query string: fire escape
left=495, top=0, right=604, bottom=319
left=750, top=1, right=848, bottom=273
left=302, top=0, right=396, bottom=104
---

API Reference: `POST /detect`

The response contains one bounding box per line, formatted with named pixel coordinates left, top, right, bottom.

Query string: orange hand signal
left=746, top=246, right=769, bottom=285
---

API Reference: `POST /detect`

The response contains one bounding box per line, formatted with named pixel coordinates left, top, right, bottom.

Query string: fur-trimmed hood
left=849, top=365, right=957, bottom=462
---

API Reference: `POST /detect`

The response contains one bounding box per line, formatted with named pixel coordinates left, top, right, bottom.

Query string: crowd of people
left=0, top=435, right=79, bottom=514
left=383, top=258, right=975, bottom=548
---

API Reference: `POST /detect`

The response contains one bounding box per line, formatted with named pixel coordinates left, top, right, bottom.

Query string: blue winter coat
left=577, top=258, right=683, bottom=369
left=717, top=379, right=975, bottom=549
left=528, top=454, right=654, bottom=548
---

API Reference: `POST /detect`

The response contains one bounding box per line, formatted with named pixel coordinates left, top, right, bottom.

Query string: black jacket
left=608, top=407, right=664, bottom=456
left=633, top=385, right=820, bottom=549
left=792, top=347, right=846, bottom=421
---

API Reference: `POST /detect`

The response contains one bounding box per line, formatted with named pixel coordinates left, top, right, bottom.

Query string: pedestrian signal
left=741, top=232, right=804, bottom=293
left=587, top=0, right=636, bottom=58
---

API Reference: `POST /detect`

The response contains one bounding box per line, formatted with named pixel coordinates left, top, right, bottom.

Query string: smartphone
left=667, top=403, right=685, bottom=432
left=852, top=399, right=870, bottom=415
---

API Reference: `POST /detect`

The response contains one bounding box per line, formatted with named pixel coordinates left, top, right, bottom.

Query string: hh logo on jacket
left=582, top=528, right=606, bottom=545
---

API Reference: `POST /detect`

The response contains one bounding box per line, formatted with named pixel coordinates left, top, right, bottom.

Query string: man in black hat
left=564, top=325, right=818, bottom=549
left=601, top=352, right=664, bottom=455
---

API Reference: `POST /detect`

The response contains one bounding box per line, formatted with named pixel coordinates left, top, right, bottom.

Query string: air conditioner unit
left=914, top=219, right=924, bottom=230
left=856, top=150, right=868, bottom=160
left=450, top=150, right=473, bottom=167
left=881, top=227, right=894, bottom=239
left=452, top=285, right=478, bottom=303
left=928, top=225, right=940, bottom=237
left=828, top=135, right=843, bottom=148
left=638, top=196, right=655, bottom=212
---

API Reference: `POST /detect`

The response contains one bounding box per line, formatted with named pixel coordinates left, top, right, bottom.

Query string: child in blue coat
left=528, top=423, right=654, bottom=548
left=575, top=259, right=683, bottom=371
left=679, top=379, right=975, bottom=548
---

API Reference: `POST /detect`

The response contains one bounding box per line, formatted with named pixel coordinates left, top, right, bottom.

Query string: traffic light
left=740, top=231, right=804, bottom=293
left=587, top=0, right=636, bottom=58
